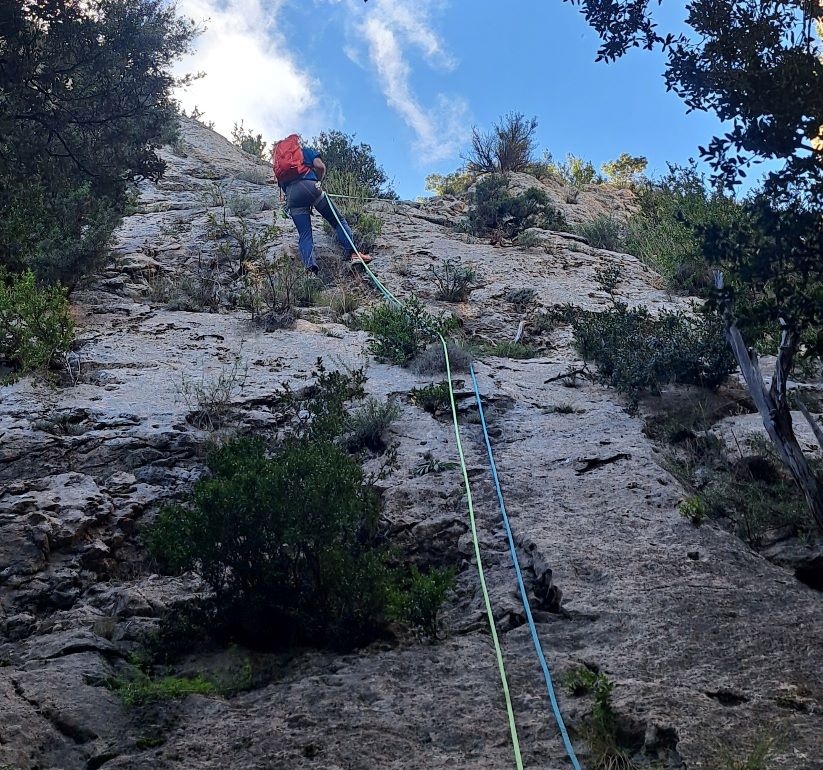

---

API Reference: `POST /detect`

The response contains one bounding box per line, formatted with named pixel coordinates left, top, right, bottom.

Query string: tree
left=466, top=112, right=539, bottom=174
left=231, top=120, right=267, bottom=160
left=564, top=0, right=823, bottom=526
left=311, top=130, right=396, bottom=199
left=601, top=153, right=648, bottom=186
left=0, top=0, right=197, bottom=286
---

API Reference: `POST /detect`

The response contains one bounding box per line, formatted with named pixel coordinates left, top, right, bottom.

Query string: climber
left=272, top=134, right=371, bottom=274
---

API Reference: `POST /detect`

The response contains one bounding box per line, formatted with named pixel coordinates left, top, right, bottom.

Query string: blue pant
left=286, top=179, right=356, bottom=270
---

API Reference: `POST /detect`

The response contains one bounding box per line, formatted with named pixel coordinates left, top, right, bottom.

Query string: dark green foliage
left=704, top=198, right=823, bottom=362
left=467, top=175, right=567, bottom=238
left=205, top=185, right=280, bottom=276
left=276, top=359, right=367, bottom=444
left=428, top=259, right=477, bottom=302
left=575, top=215, right=625, bottom=252
left=0, top=269, right=74, bottom=378
left=663, top=431, right=817, bottom=547
left=568, top=0, right=823, bottom=528
left=146, top=436, right=387, bottom=648
left=466, top=112, right=538, bottom=174
left=567, top=303, right=735, bottom=411
left=311, top=130, right=396, bottom=199
left=144, top=362, right=439, bottom=649
left=387, top=565, right=456, bottom=640
left=231, top=121, right=267, bottom=160
left=564, top=665, right=612, bottom=700
left=0, top=0, right=196, bottom=285
left=567, top=1, right=823, bottom=199
left=359, top=297, right=458, bottom=366
left=624, top=166, right=745, bottom=292
left=409, top=381, right=452, bottom=415
left=702, top=466, right=812, bottom=547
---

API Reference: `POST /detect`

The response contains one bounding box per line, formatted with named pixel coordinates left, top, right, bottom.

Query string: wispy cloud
left=173, top=0, right=331, bottom=143
left=336, top=0, right=470, bottom=163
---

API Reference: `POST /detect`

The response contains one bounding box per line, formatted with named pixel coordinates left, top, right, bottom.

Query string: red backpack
left=273, top=134, right=310, bottom=188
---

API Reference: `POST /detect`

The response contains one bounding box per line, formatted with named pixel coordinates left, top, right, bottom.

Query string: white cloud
left=173, top=0, right=331, bottom=143
left=336, top=0, right=470, bottom=163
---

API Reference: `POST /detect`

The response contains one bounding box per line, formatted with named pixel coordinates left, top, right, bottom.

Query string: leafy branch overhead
left=564, top=0, right=823, bottom=526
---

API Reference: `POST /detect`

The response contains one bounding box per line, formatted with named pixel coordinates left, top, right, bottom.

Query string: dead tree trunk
left=714, top=272, right=823, bottom=531
left=796, top=397, right=823, bottom=450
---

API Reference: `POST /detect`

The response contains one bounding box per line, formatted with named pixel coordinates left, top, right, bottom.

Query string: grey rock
left=0, top=116, right=820, bottom=770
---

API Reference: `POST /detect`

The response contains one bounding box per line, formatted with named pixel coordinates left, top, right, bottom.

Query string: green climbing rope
left=322, top=191, right=525, bottom=770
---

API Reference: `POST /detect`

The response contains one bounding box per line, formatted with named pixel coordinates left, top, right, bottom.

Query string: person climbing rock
left=272, top=134, right=371, bottom=274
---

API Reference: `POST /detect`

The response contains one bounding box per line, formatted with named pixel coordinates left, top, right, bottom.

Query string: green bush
left=467, top=175, right=567, bottom=238
left=409, top=340, right=472, bottom=376
left=359, top=296, right=457, bottom=366
left=311, top=130, right=396, bottom=199
left=0, top=269, right=74, bottom=379
left=144, top=362, right=440, bottom=649
left=574, top=215, right=625, bottom=252
left=683, top=448, right=815, bottom=547
left=428, top=259, right=477, bottom=302
left=344, top=397, right=400, bottom=452
left=323, top=170, right=383, bottom=253
left=624, top=165, right=746, bottom=293
left=388, top=565, right=456, bottom=640
left=593, top=264, right=623, bottom=296
left=484, top=341, right=538, bottom=359
left=146, top=436, right=388, bottom=649
left=409, top=381, right=452, bottom=415
left=206, top=185, right=280, bottom=276
left=557, top=153, right=599, bottom=188
left=601, top=153, right=648, bottom=187
left=505, top=287, right=538, bottom=308
left=231, top=120, right=267, bottom=160
left=566, top=302, right=735, bottom=411
left=513, top=230, right=542, bottom=248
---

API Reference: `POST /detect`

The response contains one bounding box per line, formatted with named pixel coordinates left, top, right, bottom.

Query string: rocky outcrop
left=1, top=118, right=821, bottom=770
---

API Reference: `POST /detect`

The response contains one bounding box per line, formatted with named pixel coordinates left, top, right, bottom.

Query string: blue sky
left=173, top=0, right=730, bottom=200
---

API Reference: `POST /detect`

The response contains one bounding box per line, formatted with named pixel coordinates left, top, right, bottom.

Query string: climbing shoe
left=350, top=252, right=372, bottom=265
left=308, top=264, right=320, bottom=275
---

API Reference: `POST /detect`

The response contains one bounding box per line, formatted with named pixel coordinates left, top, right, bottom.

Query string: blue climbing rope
left=469, top=364, right=582, bottom=770
left=320, top=189, right=580, bottom=769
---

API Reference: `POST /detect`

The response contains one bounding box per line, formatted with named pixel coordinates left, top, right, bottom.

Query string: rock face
left=1, top=118, right=821, bottom=770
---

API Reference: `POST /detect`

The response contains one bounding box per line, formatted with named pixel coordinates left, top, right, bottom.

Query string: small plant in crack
left=427, top=258, right=477, bottom=302
left=413, top=455, right=459, bottom=477
left=564, top=666, right=640, bottom=770
left=178, top=356, right=248, bottom=430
